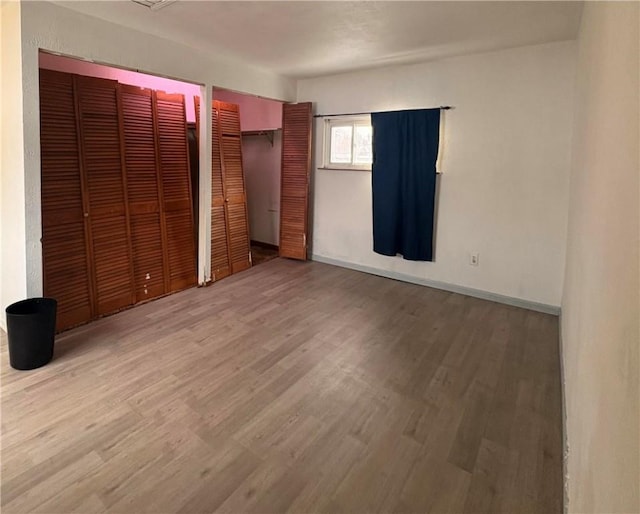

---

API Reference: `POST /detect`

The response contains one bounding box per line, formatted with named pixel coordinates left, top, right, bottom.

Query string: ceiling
left=54, top=1, right=583, bottom=79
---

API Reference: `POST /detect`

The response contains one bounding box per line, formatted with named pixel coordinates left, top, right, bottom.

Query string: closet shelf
left=241, top=129, right=280, bottom=146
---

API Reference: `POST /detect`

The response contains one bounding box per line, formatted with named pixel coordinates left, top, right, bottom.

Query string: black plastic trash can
left=5, top=298, right=57, bottom=370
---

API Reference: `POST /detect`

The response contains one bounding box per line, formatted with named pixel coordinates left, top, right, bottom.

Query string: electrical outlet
left=470, top=252, right=479, bottom=266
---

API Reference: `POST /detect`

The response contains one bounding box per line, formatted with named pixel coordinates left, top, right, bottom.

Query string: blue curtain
left=371, top=109, right=440, bottom=261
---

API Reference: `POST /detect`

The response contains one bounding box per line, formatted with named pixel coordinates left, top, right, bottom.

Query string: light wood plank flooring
left=1, top=259, right=563, bottom=513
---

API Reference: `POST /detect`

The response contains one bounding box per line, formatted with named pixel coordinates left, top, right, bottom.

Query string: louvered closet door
left=76, top=76, right=135, bottom=316
left=210, top=102, right=233, bottom=280
left=216, top=101, right=251, bottom=273
left=195, top=97, right=232, bottom=281
left=121, top=85, right=169, bottom=303
left=156, top=91, right=196, bottom=292
left=280, top=102, right=313, bottom=260
left=40, top=70, right=94, bottom=331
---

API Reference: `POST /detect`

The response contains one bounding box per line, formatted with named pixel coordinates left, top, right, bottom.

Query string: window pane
left=330, top=125, right=353, bottom=163
left=353, top=124, right=372, bottom=165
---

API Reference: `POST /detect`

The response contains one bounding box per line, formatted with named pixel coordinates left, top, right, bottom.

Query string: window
left=323, top=116, right=372, bottom=170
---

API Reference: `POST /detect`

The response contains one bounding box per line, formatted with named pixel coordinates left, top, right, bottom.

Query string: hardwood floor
left=0, top=259, right=563, bottom=513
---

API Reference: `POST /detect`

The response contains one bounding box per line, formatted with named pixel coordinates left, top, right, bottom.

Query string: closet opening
left=38, top=51, right=201, bottom=332
left=212, top=88, right=284, bottom=267
left=197, top=87, right=313, bottom=282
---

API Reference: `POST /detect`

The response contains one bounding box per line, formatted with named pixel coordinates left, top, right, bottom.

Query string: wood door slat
left=217, top=101, right=241, bottom=135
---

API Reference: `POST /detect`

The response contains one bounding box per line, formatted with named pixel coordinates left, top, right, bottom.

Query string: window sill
left=318, top=167, right=371, bottom=172
left=318, top=167, right=443, bottom=174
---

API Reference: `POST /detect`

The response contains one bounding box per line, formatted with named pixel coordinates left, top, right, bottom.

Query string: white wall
left=0, top=1, right=27, bottom=332
left=243, top=133, right=282, bottom=246
left=0, top=1, right=296, bottom=327
left=561, top=2, right=640, bottom=513
left=298, top=41, right=576, bottom=309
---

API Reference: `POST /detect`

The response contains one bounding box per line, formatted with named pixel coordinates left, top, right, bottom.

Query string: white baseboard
left=310, top=254, right=561, bottom=315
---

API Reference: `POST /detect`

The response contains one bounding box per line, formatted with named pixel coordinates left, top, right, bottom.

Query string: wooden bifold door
left=76, top=75, right=136, bottom=316
left=120, top=84, right=167, bottom=303
left=279, top=102, right=312, bottom=260
left=40, top=69, right=196, bottom=332
left=195, top=98, right=252, bottom=283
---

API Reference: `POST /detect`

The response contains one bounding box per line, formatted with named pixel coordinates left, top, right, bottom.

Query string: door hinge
left=249, top=251, right=252, bottom=264
left=303, top=234, right=306, bottom=248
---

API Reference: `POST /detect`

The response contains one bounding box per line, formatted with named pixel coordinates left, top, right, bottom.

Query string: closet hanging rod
left=313, top=106, right=453, bottom=118
left=241, top=129, right=277, bottom=146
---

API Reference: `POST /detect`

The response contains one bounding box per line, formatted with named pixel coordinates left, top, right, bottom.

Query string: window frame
left=322, top=115, right=372, bottom=171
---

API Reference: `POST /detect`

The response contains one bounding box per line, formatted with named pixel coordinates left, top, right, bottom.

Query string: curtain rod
left=313, top=106, right=452, bottom=118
